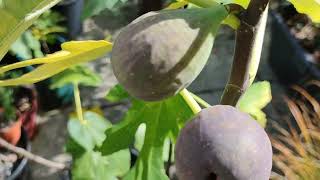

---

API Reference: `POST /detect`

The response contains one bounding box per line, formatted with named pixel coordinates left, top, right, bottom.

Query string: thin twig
left=220, top=0, right=270, bottom=106
left=0, top=137, right=67, bottom=170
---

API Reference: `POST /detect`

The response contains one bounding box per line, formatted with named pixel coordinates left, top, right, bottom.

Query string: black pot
left=7, top=128, right=31, bottom=180
left=268, top=11, right=320, bottom=85
left=54, top=0, right=84, bottom=39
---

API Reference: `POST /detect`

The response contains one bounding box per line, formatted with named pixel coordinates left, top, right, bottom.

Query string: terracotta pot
left=0, top=118, right=22, bottom=146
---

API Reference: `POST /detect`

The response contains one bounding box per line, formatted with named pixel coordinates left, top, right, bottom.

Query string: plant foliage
left=0, top=0, right=319, bottom=179
left=82, top=0, right=128, bottom=19
left=238, top=81, right=272, bottom=127
left=0, top=40, right=111, bottom=86
left=0, top=0, right=61, bottom=60
left=101, top=85, right=194, bottom=179
left=67, top=111, right=131, bottom=180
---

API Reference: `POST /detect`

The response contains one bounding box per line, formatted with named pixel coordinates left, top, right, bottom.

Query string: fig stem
left=222, top=14, right=240, bottom=30
left=220, top=0, right=270, bottom=106
left=180, top=89, right=201, bottom=114
left=73, top=83, right=86, bottom=124
left=190, top=92, right=211, bottom=108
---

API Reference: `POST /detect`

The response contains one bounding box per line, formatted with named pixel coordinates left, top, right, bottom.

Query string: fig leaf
left=100, top=84, right=194, bottom=180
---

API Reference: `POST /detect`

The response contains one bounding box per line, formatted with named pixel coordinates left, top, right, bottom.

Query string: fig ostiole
left=111, top=4, right=228, bottom=101
left=175, top=105, right=273, bottom=180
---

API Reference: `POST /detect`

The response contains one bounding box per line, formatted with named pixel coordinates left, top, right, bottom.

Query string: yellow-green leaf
left=237, top=81, right=272, bottom=128
left=167, top=0, right=240, bottom=29
left=0, top=40, right=112, bottom=86
left=215, top=0, right=250, bottom=8
left=168, top=0, right=249, bottom=9
left=288, top=0, right=320, bottom=23
left=0, top=0, right=61, bottom=60
left=222, top=14, right=241, bottom=29
left=165, top=0, right=188, bottom=9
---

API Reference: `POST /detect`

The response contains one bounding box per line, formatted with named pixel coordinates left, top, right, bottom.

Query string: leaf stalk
left=180, top=89, right=202, bottom=114
left=73, top=83, right=86, bottom=124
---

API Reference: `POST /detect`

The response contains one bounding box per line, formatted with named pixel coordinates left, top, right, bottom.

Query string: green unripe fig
left=111, top=4, right=228, bottom=101
left=175, top=105, right=272, bottom=180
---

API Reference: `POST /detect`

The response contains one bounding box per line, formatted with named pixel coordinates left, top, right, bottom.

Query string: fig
left=175, top=105, right=272, bottom=180
left=111, top=5, right=228, bottom=101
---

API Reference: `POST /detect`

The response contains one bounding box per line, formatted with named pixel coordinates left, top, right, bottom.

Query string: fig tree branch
left=220, top=0, right=270, bottom=106
left=0, top=137, right=68, bottom=170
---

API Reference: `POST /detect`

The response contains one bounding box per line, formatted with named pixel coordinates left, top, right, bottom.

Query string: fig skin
left=111, top=6, right=227, bottom=101
left=175, top=105, right=272, bottom=180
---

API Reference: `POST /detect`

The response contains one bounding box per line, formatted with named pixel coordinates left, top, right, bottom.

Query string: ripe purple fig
left=175, top=105, right=272, bottom=180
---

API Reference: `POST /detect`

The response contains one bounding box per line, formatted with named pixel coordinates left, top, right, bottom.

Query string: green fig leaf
left=105, top=84, right=129, bottom=102
left=237, top=81, right=272, bottom=127
left=68, top=111, right=111, bottom=151
left=0, top=0, right=61, bottom=60
left=65, top=137, right=86, bottom=159
left=133, top=124, right=174, bottom=162
left=100, top=85, right=194, bottom=180
left=134, top=123, right=146, bottom=152
left=50, top=65, right=102, bottom=89
left=72, top=150, right=130, bottom=180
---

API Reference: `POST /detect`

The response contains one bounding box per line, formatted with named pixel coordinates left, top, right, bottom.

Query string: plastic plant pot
left=268, top=11, right=320, bottom=85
